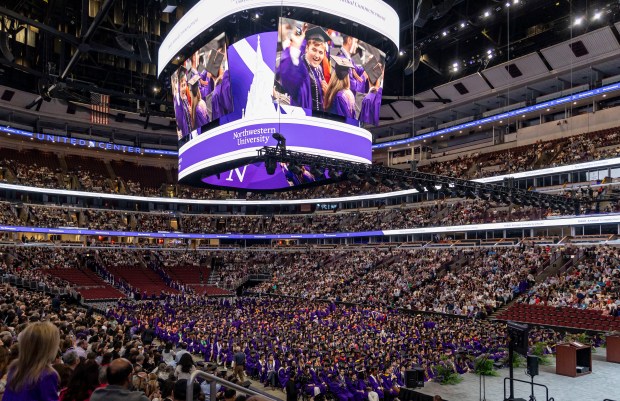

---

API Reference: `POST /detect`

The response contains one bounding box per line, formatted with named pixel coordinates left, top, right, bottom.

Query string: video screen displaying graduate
left=171, top=33, right=233, bottom=140
left=273, top=19, right=385, bottom=126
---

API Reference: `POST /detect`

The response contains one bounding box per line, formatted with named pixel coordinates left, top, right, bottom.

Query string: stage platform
left=413, top=348, right=619, bottom=401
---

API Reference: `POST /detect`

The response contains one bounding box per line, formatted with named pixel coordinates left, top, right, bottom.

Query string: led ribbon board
left=2, top=213, right=620, bottom=239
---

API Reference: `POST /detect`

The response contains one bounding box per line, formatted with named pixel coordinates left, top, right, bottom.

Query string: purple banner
left=178, top=119, right=371, bottom=179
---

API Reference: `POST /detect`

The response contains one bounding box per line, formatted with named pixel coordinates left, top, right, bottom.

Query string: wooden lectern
left=555, top=342, right=592, bottom=377
left=606, top=335, right=620, bottom=363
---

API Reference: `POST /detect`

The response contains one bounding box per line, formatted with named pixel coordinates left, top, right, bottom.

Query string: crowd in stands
left=520, top=246, right=620, bottom=315
left=420, top=128, right=620, bottom=180
left=84, top=209, right=130, bottom=231
left=135, top=214, right=173, bottom=233
left=396, top=247, right=545, bottom=316
left=254, top=246, right=551, bottom=317
left=0, top=247, right=82, bottom=293
left=0, top=198, right=563, bottom=235
left=97, top=249, right=143, bottom=268
left=27, top=205, right=77, bottom=228
left=2, top=127, right=619, bottom=203
left=0, top=203, right=20, bottom=227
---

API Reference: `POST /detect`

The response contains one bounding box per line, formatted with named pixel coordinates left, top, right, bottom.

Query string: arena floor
left=242, top=348, right=620, bottom=401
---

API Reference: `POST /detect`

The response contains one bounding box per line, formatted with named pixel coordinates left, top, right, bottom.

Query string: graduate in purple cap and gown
left=197, top=54, right=213, bottom=100
left=367, top=369, right=384, bottom=399
left=189, top=75, right=210, bottom=135
left=324, top=56, right=356, bottom=119
left=359, top=82, right=382, bottom=126
left=348, top=371, right=369, bottom=401
left=173, top=69, right=192, bottom=139
left=358, top=54, right=384, bottom=126
left=337, top=35, right=368, bottom=96
left=212, top=69, right=233, bottom=120
left=328, top=371, right=354, bottom=401
left=277, top=25, right=330, bottom=112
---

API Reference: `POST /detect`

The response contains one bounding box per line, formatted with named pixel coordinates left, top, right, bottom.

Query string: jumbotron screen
left=274, top=18, right=385, bottom=126
left=171, top=33, right=233, bottom=140
left=173, top=16, right=394, bottom=190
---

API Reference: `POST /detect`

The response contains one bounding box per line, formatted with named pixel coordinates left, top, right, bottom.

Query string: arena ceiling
left=0, top=0, right=615, bottom=131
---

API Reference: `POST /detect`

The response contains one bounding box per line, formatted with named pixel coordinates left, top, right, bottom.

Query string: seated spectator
left=3, top=321, right=61, bottom=401
left=89, top=358, right=149, bottom=401
left=59, top=360, right=101, bottom=401
left=172, top=379, right=202, bottom=401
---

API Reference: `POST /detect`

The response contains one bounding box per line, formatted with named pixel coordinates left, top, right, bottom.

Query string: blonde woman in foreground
left=2, top=321, right=60, bottom=401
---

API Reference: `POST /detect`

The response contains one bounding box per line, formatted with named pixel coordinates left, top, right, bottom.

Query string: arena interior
left=0, top=1, right=620, bottom=401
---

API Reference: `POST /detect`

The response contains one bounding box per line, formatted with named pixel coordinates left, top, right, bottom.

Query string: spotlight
left=573, top=17, right=583, bottom=26
left=265, top=158, right=276, bottom=175
left=483, top=10, right=490, bottom=17
left=289, top=163, right=301, bottom=175
left=505, top=2, right=510, bottom=7
left=412, top=181, right=425, bottom=193
left=513, top=0, right=519, bottom=3
left=0, top=31, right=14, bottom=63
left=460, top=22, right=466, bottom=28
left=273, top=133, right=286, bottom=154
left=399, top=50, right=405, bottom=56
left=115, top=35, right=134, bottom=52
left=311, top=166, right=324, bottom=178
left=592, top=11, right=602, bottom=20
left=160, top=0, right=177, bottom=13
left=442, top=31, right=448, bottom=36
left=137, top=37, right=152, bottom=63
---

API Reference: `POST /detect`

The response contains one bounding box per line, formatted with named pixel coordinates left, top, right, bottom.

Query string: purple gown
left=199, top=70, right=213, bottom=100
left=212, top=71, right=233, bottom=120
left=194, top=100, right=210, bottom=135
left=278, top=46, right=325, bottom=111
left=2, top=368, right=59, bottom=401
left=359, top=88, right=382, bottom=126
left=328, top=90, right=355, bottom=119
left=174, top=95, right=192, bottom=138
left=337, top=49, right=367, bottom=95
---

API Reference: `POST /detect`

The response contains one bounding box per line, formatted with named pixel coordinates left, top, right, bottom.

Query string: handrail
left=186, top=370, right=281, bottom=401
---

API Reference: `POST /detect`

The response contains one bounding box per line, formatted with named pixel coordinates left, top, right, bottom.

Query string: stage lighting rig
left=256, top=145, right=581, bottom=214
